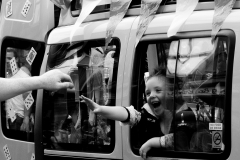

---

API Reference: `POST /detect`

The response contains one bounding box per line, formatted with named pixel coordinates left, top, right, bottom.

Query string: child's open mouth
left=151, top=101, right=161, bottom=108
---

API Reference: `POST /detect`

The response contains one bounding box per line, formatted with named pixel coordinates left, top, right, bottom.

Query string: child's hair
left=147, top=66, right=167, bottom=81
left=146, top=66, right=170, bottom=90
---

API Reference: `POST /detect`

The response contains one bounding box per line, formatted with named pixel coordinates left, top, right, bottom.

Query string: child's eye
left=145, top=91, right=150, bottom=97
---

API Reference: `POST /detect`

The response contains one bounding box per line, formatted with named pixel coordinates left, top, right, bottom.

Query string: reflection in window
left=132, top=37, right=229, bottom=155
left=43, top=39, right=119, bottom=153
left=5, top=47, right=33, bottom=133
left=1, top=39, right=45, bottom=142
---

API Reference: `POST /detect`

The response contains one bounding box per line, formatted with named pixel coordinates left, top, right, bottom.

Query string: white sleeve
left=119, top=105, right=141, bottom=127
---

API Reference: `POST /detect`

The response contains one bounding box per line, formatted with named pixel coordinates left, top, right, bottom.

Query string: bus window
left=1, top=38, right=45, bottom=142
left=131, top=35, right=231, bottom=158
left=42, top=39, right=120, bottom=153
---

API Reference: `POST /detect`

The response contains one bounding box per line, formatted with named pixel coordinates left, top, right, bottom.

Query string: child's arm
left=139, top=137, right=160, bottom=159
left=80, top=95, right=129, bottom=121
left=139, top=134, right=174, bottom=159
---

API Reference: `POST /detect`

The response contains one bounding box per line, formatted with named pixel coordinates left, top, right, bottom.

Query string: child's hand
left=139, top=140, right=152, bottom=159
left=139, top=137, right=161, bottom=159
left=80, top=95, right=101, bottom=113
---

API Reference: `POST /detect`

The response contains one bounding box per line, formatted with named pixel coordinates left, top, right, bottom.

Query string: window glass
left=43, top=39, right=119, bottom=153
left=1, top=38, right=45, bottom=141
left=131, top=36, right=228, bottom=156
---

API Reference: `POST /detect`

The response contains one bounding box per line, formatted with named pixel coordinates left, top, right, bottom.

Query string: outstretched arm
left=0, top=69, right=74, bottom=101
left=80, top=95, right=128, bottom=121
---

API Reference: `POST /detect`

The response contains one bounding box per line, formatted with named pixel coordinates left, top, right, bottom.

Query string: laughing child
left=80, top=67, right=174, bottom=159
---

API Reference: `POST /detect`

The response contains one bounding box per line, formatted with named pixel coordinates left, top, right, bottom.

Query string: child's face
left=145, top=76, right=168, bottom=117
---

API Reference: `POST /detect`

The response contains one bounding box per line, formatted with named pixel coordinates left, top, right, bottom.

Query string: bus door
left=0, top=1, right=55, bottom=160
left=34, top=9, right=136, bottom=160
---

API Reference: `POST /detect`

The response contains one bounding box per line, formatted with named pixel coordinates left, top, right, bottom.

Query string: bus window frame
left=0, top=37, right=45, bottom=142
left=131, top=30, right=235, bottom=160
left=38, top=38, right=121, bottom=155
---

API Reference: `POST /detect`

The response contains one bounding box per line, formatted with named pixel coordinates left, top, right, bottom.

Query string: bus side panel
left=0, top=1, right=54, bottom=160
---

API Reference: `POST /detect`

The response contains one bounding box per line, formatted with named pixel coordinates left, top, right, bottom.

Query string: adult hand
left=20, top=116, right=30, bottom=132
left=40, top=69, right=74, bottom=91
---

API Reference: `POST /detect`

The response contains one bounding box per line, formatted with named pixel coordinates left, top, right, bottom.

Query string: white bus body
left=0, top=0, right=240, bottom=160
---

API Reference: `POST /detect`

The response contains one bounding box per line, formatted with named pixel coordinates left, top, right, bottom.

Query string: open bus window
left=131, top=36, right=229, bottom=156
left=1, top=38, right=45, bottom=142
left=43, top=39, right=119, bottom=153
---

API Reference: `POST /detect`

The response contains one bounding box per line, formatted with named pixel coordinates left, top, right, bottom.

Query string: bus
left=0, top=0, right=240, bottom=159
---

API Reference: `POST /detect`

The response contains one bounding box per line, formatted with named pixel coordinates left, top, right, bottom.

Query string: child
left=80, top=67, right=174, bottom=159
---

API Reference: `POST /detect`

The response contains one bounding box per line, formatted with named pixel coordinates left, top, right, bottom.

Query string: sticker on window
left=212, top=131, right=222, bottom=149
left=209, top=123, right=223, bottom=130
left=26, top=47, right=37, bottom=65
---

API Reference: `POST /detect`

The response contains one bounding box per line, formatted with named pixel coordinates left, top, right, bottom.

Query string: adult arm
left=0, top=69, right=73, bottom=101
left=20, top=92, right=32, bottom=132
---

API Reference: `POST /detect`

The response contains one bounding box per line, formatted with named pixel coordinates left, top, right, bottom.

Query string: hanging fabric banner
left=212, top=0, right=236, bottom=42
left=167, top=0, right=198, bottom=37
left=70, top=0, right=102, bottom=43
left=135, top=0, right=162, bottom=47
left=50, top=0, right=69, bottom=10
left=105, top=0, right=132, bottom=50
left=50, top=0, right=76, bottom=26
